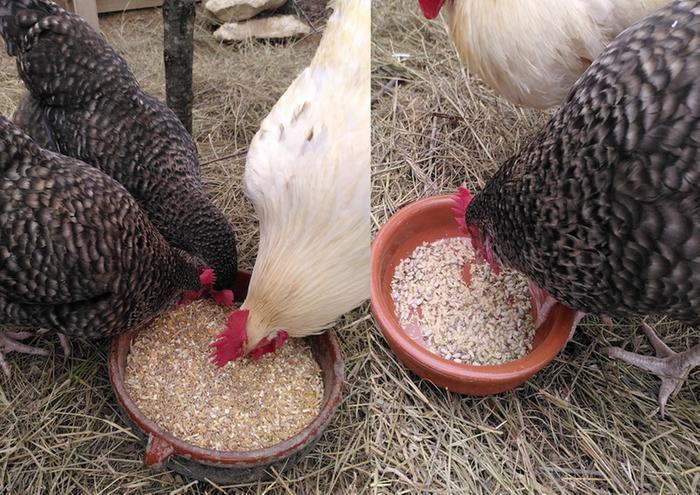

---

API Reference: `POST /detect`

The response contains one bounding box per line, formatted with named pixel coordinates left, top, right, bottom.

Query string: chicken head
left=179, top=268, right=234, bottom=307
left=453, top=186, right=500, bottom=275
left=210, top=309, right=289, bottom=366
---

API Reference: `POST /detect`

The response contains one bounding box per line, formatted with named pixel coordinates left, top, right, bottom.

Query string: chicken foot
left=6, top=329, right=70, bottom=358
left=0, top=332, right=50, bottom=378
left=57, top=333, right=72, bottom=360
left=604, top=323, right=700, bottom=416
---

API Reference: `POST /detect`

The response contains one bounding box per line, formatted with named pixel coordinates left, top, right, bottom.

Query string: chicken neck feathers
left=242, top=0, right=370, bottom=337
left=446, top=0, right=672, bottom=108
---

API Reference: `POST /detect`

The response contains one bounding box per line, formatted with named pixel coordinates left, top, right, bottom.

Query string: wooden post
left=56, top=0, right=100, bottom=31
left=162, top=0, right=195, bottom=134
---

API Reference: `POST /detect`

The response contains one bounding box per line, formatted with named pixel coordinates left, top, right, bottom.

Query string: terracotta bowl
left=371, top=195, right=576, bottom=395
left=108, top=271, right=344, bottom=484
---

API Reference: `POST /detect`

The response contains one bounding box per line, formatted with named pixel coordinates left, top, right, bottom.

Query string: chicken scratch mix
left=391, top=238, right=536, bottom=365
left=125, top=300, right=324, bottom=451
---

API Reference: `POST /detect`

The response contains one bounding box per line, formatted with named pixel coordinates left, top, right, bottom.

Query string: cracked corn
left=125, top=299, right=324, bottom=451
left=391, top=237, right=536, bottom=365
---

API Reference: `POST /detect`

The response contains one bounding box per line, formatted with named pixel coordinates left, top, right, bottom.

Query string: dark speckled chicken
left=0, top=115, right=202, bottom=377
left=0, top=0, right=238, bottom=290
left=457, top=0, right=700, bottom=414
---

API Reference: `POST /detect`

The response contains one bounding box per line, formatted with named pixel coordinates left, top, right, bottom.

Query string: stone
left=205, top=0, right=287, bottom=23
left=213, top=15, right=311, bottom=41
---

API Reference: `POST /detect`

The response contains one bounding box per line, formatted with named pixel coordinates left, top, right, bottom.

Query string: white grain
left=124, top=300, right=324, bottom=451
left=391, top=238, right=536, bottom=366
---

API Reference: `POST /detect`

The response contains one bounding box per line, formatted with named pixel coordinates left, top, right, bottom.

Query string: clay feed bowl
left=108, top=270, right=344, bottom=484
left=371, top=195, right=577, bottom=395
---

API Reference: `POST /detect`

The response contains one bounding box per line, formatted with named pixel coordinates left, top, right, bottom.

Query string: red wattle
left=248, top=330, right=290, bottom=361
left=211, top=289, right=234, bottom=307
left=418, top=0, right=446, bottom=19
left=452, top=186, right=472, bottom=235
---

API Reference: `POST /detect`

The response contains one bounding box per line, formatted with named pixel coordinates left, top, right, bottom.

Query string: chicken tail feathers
left=0, top=0, right=62, bottom=56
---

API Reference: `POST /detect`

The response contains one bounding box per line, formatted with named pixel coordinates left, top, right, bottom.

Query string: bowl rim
left=370, top=194, right=572, bottom=384
left=108, top=274, right=345, bottom=465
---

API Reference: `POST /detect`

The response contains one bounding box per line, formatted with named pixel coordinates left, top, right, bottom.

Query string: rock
left=205, top=0, right=287, bottom=23
left=213, top=15, right=311, bottom=41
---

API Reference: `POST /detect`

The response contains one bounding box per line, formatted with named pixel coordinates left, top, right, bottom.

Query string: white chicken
left=418, top=0, right=670, bottom=108
left=211, top=0, right=370, bottom=364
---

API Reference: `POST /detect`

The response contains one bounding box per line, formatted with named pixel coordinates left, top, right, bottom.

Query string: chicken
left=0, top=0, right=238, bottom=289
left=453, top=0, right=700, bottom=415
left=418, top=0, right=670, bottom=109
left=0, top=115, right=223, bottom=378
left=210, top=0, right=370, bottom=365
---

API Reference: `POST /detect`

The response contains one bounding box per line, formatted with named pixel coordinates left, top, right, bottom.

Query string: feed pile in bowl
left=124, top=299, right=323, bottom=452
left=391, top=237, right=536, bottom=365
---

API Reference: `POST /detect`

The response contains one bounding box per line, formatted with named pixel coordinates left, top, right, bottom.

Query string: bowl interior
left=371, top=195, right=575, bottom=381
left=109, top=271, right=344, bottom=465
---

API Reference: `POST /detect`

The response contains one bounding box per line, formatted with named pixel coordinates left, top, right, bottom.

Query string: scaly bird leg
left=604, top=323, right=700, bottom=416
left=5, top=331, right=35, bottom=340
left=0, top=332, right=51, bottom=379
left=565, top=313, right=613, bottom=344
left=57, top=333, right=72, bottom=360
left=568, top=311, right=587, bottom=343
left=528, top=279, right=557, bottom=328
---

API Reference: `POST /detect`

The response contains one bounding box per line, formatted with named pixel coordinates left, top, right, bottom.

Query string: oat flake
left=391, top=237, right=536, bottom=365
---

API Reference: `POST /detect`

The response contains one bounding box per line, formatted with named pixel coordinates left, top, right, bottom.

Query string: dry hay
left=0, top=3, right=373, bottom=494
left=371, top=0, right=699, bottom=493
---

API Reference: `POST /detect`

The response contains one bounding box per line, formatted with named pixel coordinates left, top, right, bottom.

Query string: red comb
left=452, top=186, right=472, bottom=234
left=210, top=309, right=248, bottom=367
left=249, top=331, right=289, bottom=361
left=200, top=268, right=216, bottom=286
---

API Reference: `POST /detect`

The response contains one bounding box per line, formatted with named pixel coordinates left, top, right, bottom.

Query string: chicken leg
left=57, top=333, right=72, bottom=360
left=0, top=332, right=50, bottom=378
left=604, top=323, right=700, bottom=416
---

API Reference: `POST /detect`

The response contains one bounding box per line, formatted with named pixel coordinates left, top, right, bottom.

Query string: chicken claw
left=0, top=353, right=10, bottom=379
left=604, top=323, right=700, bottom=416
left=0, top=332, right=51, bottom=378
left=57, top=333, right=72, bottom=360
